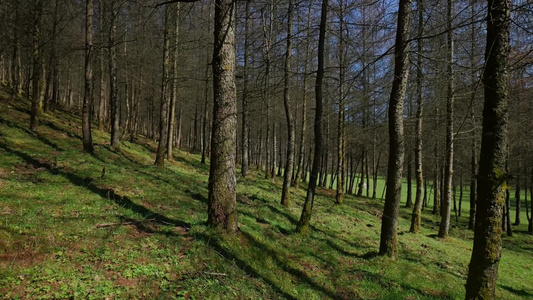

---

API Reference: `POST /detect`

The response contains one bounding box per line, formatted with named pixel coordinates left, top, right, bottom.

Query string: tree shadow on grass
left=0, top=142, right=191, bottom=229
left=0, top=117, right=63, bottom=152
left=191, top=229, right=342, bottom=300
left=500, top=285, right=533, bottom=298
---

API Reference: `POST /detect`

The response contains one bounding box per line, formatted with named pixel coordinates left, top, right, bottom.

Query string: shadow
left=501, top=285, right=533, bottom=297
left=185, top=189, right=208, bottom=204
left=0, top=142, right=191, bottom=230
left=191, top=229, right=342, bottom=300
left=43, top=120, right=82, bottom=139
left=0, top=117, right=63, bottom=151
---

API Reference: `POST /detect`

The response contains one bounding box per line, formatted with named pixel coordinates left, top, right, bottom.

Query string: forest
left=0, top=0, right=532, bottom=298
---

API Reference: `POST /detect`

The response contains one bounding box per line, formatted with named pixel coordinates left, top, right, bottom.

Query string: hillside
left=0, top=88, right=532, bottom=299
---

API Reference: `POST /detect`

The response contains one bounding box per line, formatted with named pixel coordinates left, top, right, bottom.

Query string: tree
left=438, top=0, right=454, bottom=239
left=379, top=0, right=412, bottom=259
left=296, top=0, right=327, bottom=235
left=167, top=4, right=180, bottom=162
left=82, top=0, right=95, bottom=153
left=207, top=0, right=238, bottom=232
left=155, top=5, right=172, bottom=167
left=335, top=0, right=346, bottom=205
left=280, top=0, right=294, bottom=208
left=29, top=0, right=43, bottom=132
left=410, top=0, right=424, bottom=233
left=240, top=0, right=251, bottom=177
left=109, top=0, right=120, bottom=148
left=465, top=0, right=510, bottom=296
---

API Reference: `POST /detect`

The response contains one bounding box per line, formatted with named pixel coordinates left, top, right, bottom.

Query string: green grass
left=0, top=87, right=532, bottom=299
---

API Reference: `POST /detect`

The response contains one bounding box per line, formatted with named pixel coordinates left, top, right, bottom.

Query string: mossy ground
left=1, top=88, right=532, bottom=299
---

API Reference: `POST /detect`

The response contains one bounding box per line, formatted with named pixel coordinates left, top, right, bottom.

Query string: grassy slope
left=0, top=89, right=532, bottom=300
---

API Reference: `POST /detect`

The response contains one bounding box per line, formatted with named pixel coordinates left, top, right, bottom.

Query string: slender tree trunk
left=459, top=172, right=463, bottom=216
left=281, top=0, right=294, bottom=207
left=98, top=0, right=106, bottom=131
left=335, top=0, right=346, bottom=204
left=207, top=0, right=238, bottom=233
left=296, top=0, right=327, bottom=235
left=109, top=0, right=120, bottom=147
left=378, top=0, right=411, bottom=259
left=167, top=4, right=180, bottom=161
left=468, top=1, right=478, bottom=231
left=406, top=153, right=413, bottom=207
left=29, top=0, right=43, bottom=132
left=82, top=0, right=95, bottom=153
left=505, top=183, right=512, bottom=236
left=293, top=3, right=311, bottom=188
left=465, top=0, right=510, bottom=295
left=438, top=0, right=454, bottom=239
left=241, top=0, right=251, bottom=177
left=410, top=0, right=424, bottom=233
left=372, top=152, right=381, bottom=199
left=201, top=48, right=210, bottom=165
left=514, top=164, right=521, bottom=225
left=155, top=6, right=172, bottom=167
left=526, top=168, right=532, bottom=233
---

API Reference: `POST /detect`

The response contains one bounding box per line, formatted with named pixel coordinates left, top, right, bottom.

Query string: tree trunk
left=293, top=2, right=311, bottom=188
left=296, top=0, right=327, bottom=235
left=241, top=0, right=251, bottom=177
left=98, top=0, right=106, bottom=131
left=109, top=0, right=120, bottom=147
left=280, top=0, right=294, bottom=207
left=207, top=0, right=238, bottom=233
left=514, top=165, right=521, bottom=225
left=468, top=1, right=478, bottom=231
left=438, top=0, right=454, bottom=239
left=379, top=0, right=411, bottom=259
left=335, top=0, right=346, bottom=204
left=406, top=153, right=413, bottom=207
left=167, top=4, right=180, bottom=161
left=201, top=51, right=210, bottom=165
left=410, top=0, right=424, bottom=233
left=465, top=0, right=510, bottom=296
left=82, top=0, right=95, bottom=153
left=29, top=0, right=43, bottom=132
left=155, top=6, right=172, bottom=167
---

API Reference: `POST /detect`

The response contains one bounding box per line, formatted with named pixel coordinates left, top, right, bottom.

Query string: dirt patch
left=316, top=187, right=336, bottom=198
left=424, top=289, right=449, bottom=297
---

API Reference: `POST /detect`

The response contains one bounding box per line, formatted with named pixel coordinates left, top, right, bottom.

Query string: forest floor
left=1, top=88, right=532, bottom=300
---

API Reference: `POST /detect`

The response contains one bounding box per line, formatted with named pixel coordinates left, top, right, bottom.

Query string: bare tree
left=82, top=0, right=95, bottom=153
left=296, top=0, right=327, bottom=235
left=207, top=0, right=238, bottom=232
left=155, top=5, right=172, bottom=167
left=465, top=0, right=510, bottom=296
left=379, top=0, right=411, bottom=259
left=281, top=0, right=295, bottom=207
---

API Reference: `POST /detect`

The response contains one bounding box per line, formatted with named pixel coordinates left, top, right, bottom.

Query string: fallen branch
left=95, top=219, right=155, bottom=228
left=203, top=272, right=227, bottom=277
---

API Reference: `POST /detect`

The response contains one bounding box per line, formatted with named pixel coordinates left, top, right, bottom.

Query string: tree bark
left=241, top=0, right=251, bottom=177
left=335, top=0, right=346, bottom=205
left=207, top=0, right=238, bottom=233
left=167, top=4, right=180, bottom=161
left=379, top=0, right=411, bottom=259
left=109, top=0, right=120, bottom=147
left=410, top=0, right=424, bottom=233
left=155, top=6, right=172, bottom=167
left=29, top=0, right=43, bottom=132
left=465, top=0, right=510, bottom=296
left=296, top=0, right=327, bottom=235
left=280, top=0, right=294, bottom=207
left=438, top=0, right=454, bottom=239
left=82, top=0, right=95, bottom=153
